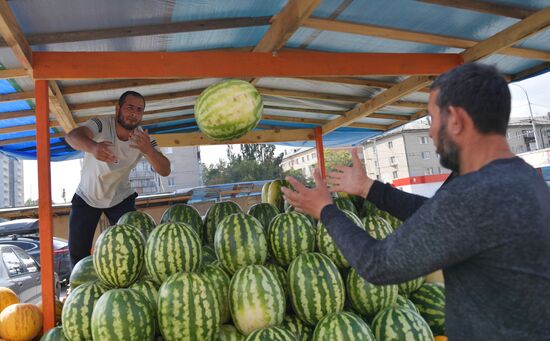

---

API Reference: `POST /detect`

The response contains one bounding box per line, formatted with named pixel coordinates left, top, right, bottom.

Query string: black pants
left=68, top=192, right=138, bottom=267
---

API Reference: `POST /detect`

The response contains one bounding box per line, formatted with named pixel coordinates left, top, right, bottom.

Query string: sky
left=22, top=71, right=550, bottom=203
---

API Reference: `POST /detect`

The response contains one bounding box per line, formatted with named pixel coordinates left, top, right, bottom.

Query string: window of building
left=302, top=157, right=305, bottom=163
left=306, top=155, right=310, bottom=161
left=388, top=141, right=393, bottom=149
left=312, top=153, right=317, bottom=159
left=419, top=136, right=429, bottom=144
left=392, top=171, right=398, bottom=179
left=421, top=151, right=430, bottom=160
left=374, top=160, right=378, bottom=168
left=438, top=167, right=442, bottom=174
left=168, top=177, right=176, bottom=186
left=425, top=168, right=434, bottom=175
left=390, top=156, right=396, bottom=164
left=376, top=175, right=381, bottom=180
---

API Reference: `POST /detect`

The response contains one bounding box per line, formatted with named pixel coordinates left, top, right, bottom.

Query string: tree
left=202, top=144, right=285, bottom=185
left=24, top=198, right=38, bottom=206
left=324, top=150, right=353, bottom=172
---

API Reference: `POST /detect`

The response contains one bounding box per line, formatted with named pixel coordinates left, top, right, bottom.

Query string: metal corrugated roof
left=0, top=0, right=548, bottom=160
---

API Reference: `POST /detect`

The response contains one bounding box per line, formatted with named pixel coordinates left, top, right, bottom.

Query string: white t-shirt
left=75, top=116, right=159, bottom=208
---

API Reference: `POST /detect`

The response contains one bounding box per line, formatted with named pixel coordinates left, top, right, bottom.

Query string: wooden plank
left=303, top=17, right=550, bottom=62
left=152, top=128, right=315, bottom=147
left=48, top=80, right=76, bottom=133
left=265, top=105, right=346, bottom=115
left=0, top=109, right=35, bottom=120
left=0, top=0, right=32, bottom=70
left=0, top=16, right=271, bottom=47
left=70, top=89, right=204, bottom=111
left=259, top=87, right=366, bottom=103
left=322, top=76, right=434, bottom=134
left=32, top=51, right=463, bottom=79
left=0, top=123, right=47, bottom=134
left=511, top=62, right=550, bottom=81
left=0, top=68, right=27, bottom=79
left=298, top=76, right=430, bottom=93
left=387, top=110, right=427, bottom=130
left=58, top=113, right=195, bottom=126
left=461, top=6, right=550, bottom=62
left=0, top=132, right=63, bottom=146
left=254, top=0, right=321, bottom=52
left=0, top=90, right=34, bottom=103
left=262, top=113, right=386, bottom=130
left=61, top=79, right=189, bottom=95
left=418, top=0, right=535, bottom=19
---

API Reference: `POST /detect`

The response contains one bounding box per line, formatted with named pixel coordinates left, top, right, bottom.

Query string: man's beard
left=117, top=111, right=140, bottom=131
left=437, top=122, right=461, bottom=173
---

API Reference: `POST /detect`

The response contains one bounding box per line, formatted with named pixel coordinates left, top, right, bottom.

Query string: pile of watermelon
left=53, top=189, right=446, bottom=341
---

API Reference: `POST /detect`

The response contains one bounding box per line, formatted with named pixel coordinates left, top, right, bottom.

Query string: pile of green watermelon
left=49, top=184, right=446, bottom=341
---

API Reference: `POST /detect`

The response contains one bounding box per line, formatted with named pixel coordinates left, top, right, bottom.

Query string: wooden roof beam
left=322, top=5, right=550, bottom=134
left=0, top=16, right=272, bottom=47
left=0, top=0, right=76, bottom=133
left=32, top=51, right=463, bottom=80
left=0, top=68, right=27, bottom=79
left=303, top=18, right=550, bottom=62
left=61, top=79, right=190, bottom=95
left=0, top=132, right=64, bottom=147
left=152, top=128, right=315, bottom=147
left=418, top=0, right=536, bottom=19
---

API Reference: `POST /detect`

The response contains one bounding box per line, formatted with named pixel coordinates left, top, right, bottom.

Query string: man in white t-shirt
left=65, top=91, right=171, bottom=266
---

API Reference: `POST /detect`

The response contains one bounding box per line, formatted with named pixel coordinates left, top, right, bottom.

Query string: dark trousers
left=68, top=192, right=138, bottom=267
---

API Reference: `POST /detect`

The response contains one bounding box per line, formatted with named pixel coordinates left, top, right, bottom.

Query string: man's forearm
left=367, top=181, right=428, bottom=221
left=66, top=127, right=96, bottom=153
left=144, top=149, right=171, bottom=176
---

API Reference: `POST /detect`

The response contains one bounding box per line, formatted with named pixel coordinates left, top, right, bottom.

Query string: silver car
left=0, top=244, right=60, bottom=304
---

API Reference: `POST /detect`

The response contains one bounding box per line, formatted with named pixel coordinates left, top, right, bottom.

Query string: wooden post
left=314, top=127, right=326, bottom=178
left=35, top=79, right=56, bottom=331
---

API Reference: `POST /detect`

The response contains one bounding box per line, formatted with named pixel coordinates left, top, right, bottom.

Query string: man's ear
left=447, top=106, right=469, bottom=136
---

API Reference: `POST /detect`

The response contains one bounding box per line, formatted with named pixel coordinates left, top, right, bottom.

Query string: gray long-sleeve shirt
left=321, top=157, right=550, bottom=340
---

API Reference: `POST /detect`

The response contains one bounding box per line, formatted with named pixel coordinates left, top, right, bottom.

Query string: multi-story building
left=506, top=115, right=550, bottom=153
left=129, top=146, right=202, bottom=194
left=281, top=147, right=365, bottom=178
left=0, top=155, right=24, bottom=207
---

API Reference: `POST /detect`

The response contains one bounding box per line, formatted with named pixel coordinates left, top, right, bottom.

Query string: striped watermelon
left=158, top=272, right=220, bottom=340
left=288, top=253, right=345, bottom=326
left=247, top=203, right=280, bottom=231
left=229, top=265, right=285, bottom=336
left=394, top=294, right=419, bottom=314
left=261, top=182, right=271, bottom=203
left=334, top=197, right=357, bottom=215
left=194, top=79, right=262, bottom=141
left=214, top=213, right=267, bottom=274
left=202, top=263, right=231, bottom=324
left=245, top=326, right=295, bottom=341
left=91, top=288, right=155, bottom=341
left=40, top=326, right=67, bottom=340
left=282, top=314, right=314, bottom=341
left=347, top=267, right=398, bottom=318
left=317, top=209, right=364, bottom=269
left=363, top=216, right=393, bottom=239
left=203, top=201, right=242, bottom=246
left=219, top=324, right=245, bottom=341
left=267, top=212, right=316, bottom=267
left=267, top=180, right=286, bottom=213
left=62, top=281, right=110, bottom=341
left=371, top=306, right=434, bottom=341
left=129, top=278, right=160, bottom=334
left=117, top=210, right=156, bottom=239
left=398, top=276, right=426, bottom=297
left=145, top=222, right=202, bottom=285
left=409, top=283, right=445, bottom=336
left=69, top=255, right=97, bottom=290
left=265, top=262, right=288, bottom=302
left=160, top=204, right=203, bottom=234
left=313, top=311, right=375, bottom=341
left=93, top=224, right=145, bottom=288
left=202, top=245, right=218, bottom=266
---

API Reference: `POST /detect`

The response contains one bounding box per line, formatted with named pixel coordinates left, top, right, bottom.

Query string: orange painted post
left=35, top=80, right=56, bottom=332
left=314, top=127, right=326, bottom=178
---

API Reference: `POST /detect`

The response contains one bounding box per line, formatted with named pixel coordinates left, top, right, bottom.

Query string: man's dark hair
left=118, top=91, right=145, bottom=107
left=430, top=63, right=511, bottom=135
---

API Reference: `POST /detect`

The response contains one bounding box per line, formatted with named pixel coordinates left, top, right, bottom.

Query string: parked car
left=0, top=219, right=71, bottom=284
left=0, top=244, right=60, bottom=304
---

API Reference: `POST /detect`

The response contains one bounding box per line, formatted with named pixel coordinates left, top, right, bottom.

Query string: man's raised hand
left=282, top=168, right=333, bottom=220
left=326, top=147, right=373, bottom=198
left=92, top=141, right=117, bottom=163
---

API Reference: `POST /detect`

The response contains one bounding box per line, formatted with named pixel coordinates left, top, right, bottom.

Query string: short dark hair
left=430, top=63, right=510, bottom=135
left=118, top=91, right=145, bottom=107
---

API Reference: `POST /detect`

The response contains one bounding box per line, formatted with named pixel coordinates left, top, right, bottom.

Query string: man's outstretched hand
left=282, top=168, right=333, bottom=220
left=326, top=147, right=374, bottom=198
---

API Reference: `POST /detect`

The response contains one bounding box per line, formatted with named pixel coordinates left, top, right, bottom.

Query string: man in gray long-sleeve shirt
left=282, top=63, right=550, bottom=340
